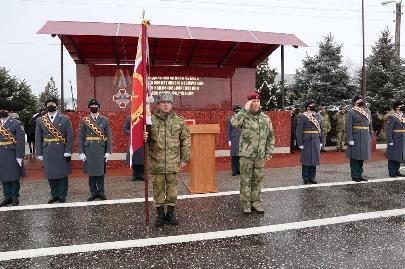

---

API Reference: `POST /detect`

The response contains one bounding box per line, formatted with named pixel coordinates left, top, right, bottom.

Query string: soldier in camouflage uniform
left=332, top=106, right=346, bottom=152
left=376, top=108, right=395, bottom=141
left=231, top=92, right=275, bottom=214
left=319, top=106, right=330, bottom=152
left=145, top=92, right=191, bottom=227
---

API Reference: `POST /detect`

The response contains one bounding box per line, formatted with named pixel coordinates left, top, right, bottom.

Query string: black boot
left=155, top=206, right=165, bottom=227
left=166, top=206, right=179, bottom=226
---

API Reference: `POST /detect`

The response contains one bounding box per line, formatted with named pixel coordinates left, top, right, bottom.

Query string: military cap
left=0, top=98, right=24, bottom=111
left=352, top=95, right=364, bottom=104
left=45, top=96, right=59, bottom=106
left=304, top=99, right=315, bottom=109
left=247, top=92, right=260, bottom=100
left=232, top=104, right=242, bottom=112
left=393, top=100, right=404, bottom=110
left=88, top=98, right=101, bottom=108
left=156, top=92, right=174, bottom=104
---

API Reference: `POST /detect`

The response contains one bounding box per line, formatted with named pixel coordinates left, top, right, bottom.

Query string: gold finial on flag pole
left=142, top=9, right=151, bottom=26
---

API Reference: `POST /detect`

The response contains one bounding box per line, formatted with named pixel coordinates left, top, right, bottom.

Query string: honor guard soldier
left=227, top=104, right=242, bottom=176
left=346, top=95, right=372, bottom=182
left=79, top=99, right=112, bottom=201
left=145, top=92, right=191, bottom=227
left=386, top=100, right=405, bottom=177
left=0, top=98, right=25, bottom=206
left=296, top=100, right=323, bottom=184
left=231, top=92, right=275, bottom=214
left=123, top=115, right=145, bottom=181
left=35, top=96, right=73, bottom=203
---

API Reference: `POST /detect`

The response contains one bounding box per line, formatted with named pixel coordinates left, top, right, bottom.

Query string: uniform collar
left=156, top=110, right=174, bottom=120
left=1, top=116, right=10, bottom=121
left=1, top=116, right=10, bottom=125
left=90, top=113, right=100, bottom=119
left=48, top=112, right=57, bottom=118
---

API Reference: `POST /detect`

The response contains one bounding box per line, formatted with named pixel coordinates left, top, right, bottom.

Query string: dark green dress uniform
left=123, top=115, right=145, bottom=181
left=386, top=102, right=405, bottom=177
left=296, top=111, right=323, bottom=184
left=0, top=100, right=26, bottom=206
left=345, top=103, right=372, bottom=182
left=227, top=105, right=241, bottom=176
left=35, top=112, right=73, bottom=202
left=78, top=113, right=112, bottom=199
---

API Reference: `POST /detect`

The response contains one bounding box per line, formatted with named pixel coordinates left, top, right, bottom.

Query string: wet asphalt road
left=1, top=160, right=405, bottom=268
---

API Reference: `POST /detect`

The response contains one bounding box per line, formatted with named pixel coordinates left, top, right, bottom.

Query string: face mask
left=90, top=107, right=99, bottom=113
left=0, top=111, right=9, bottom=118
left=356, top=101, right=364, bottom=107
left=47, top=105, right=57, bottom=112
left=309, top=106, right=316, bottom=112
left=400, top=106, right=405, bottom=112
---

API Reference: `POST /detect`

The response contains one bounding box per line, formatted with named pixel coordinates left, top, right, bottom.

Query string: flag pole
left=141, top=11, right=150, bottom=230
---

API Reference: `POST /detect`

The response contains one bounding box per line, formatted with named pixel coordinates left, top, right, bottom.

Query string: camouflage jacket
left=320, top=113, right=331, bottom=133
left=230, top=108, right=275, bottom=158
left=332, top=112, right=346, bottom=132
left=148, top=110, right=191, bottom=174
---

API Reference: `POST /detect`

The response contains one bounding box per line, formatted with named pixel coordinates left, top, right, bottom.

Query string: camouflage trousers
left=239, top=157, right=265, bottom=209
left=151, top=173, right=178, bottom=207
left=336, top=131, right=346, bottom=149
left=321, top=131, right=328, bottom=149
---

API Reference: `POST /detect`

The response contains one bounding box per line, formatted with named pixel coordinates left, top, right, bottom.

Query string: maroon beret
left=247, top=92, right=261, bottom=100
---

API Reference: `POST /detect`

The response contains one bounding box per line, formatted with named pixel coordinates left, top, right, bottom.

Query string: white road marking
left=1, top=177, right=404, bottom=212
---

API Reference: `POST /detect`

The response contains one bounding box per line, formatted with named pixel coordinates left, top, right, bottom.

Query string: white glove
left=348, top=141, right=354, bottom=146
left=228, top=141, right=232, bottom=147
left=389, top=143, right=394, bottom=146
left=16, top=158, right=23, bottom=167
left=37, top=156, right=43, bottom=161
left=63, top=153, right=72, bottom=157
left=104, top=153, right=111, bottom=162
left=146, top=95, right=154, bottom=104
left=320, top=144, right=323, bottom=148
left=79, top=153, right=86, bottom=162
left=298, top=146, right=304, bottom=149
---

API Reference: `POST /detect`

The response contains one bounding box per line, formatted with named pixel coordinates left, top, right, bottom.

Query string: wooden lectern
left=188, top=124, right=220, bottom=193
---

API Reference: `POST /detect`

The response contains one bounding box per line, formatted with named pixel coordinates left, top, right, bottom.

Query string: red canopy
left=38, top=20, right=306, bottom=67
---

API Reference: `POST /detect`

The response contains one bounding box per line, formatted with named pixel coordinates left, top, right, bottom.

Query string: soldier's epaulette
left=60, top=114, right=69, bottom=120
left=260, top=112, right=270, bottom=119
left=12, top=119, right=23, bottom=125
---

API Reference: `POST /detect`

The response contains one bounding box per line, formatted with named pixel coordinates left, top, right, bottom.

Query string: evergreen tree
left=256, top=59, right=288, bottom=110
left=365, top=29, right=405, bottom=113
left=0, top=67, right=19, bottom=98
left=292, top=34, right=354, bottom=107
left=38, top=77, right=59, bottom=106
left=0, top=66, right=40, bottom=126
left=10, top=80, right=39, bottom=126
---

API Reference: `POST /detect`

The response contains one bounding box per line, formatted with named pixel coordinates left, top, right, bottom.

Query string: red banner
left=130, top=21, right=148, bottom=167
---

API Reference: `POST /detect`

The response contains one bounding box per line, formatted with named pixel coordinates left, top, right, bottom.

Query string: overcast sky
left=1, top=0, right=403, bottom=99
